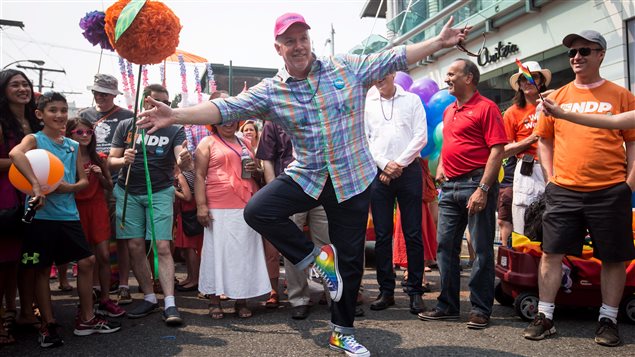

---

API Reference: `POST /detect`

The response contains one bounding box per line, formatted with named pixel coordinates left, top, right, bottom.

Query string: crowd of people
left=0, top=11, right=633, bottom=357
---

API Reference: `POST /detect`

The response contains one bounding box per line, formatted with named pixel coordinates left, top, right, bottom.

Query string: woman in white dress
left=194, top=121, right=270, bottom=319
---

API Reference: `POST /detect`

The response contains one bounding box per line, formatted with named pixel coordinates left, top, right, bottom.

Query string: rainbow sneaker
left=313, top=244, right=343, bottom=302
left=329, top=331, right=370, bottom=357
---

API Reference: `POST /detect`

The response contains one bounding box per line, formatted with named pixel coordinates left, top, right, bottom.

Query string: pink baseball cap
left=274, top=13, right=311, bottom=39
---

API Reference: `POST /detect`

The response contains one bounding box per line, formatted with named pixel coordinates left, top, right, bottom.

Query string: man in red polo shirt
left=418, top=58, right=507, bottom=329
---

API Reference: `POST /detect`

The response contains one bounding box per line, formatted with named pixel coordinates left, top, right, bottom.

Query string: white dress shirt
left=364, top=84, right=427, bottom=171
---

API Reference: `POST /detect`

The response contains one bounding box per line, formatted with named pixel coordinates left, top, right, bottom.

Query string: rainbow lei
left=207, top=62, right=216, bottom=93
left=194, top=66, right=202, bottom=103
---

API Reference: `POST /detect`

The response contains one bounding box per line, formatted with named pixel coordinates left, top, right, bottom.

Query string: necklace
left=290, top=61, right=323, bottom=104
left=379, top=93, right=395, bottom=121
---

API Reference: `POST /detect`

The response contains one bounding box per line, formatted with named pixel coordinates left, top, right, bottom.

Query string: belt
left=448, top=168, right=484, bottom=182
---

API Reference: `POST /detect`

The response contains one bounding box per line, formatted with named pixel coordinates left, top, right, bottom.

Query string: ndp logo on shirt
left=134, top=134, right=170, bottom=147
left=560, top=101, right=612, bottom=114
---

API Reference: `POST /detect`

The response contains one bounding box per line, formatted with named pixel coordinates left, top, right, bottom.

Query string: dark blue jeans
left=244, top=174, right=370, bottom=334
left=370, top=162, right=424, bottom=296
left=435, top=169, right=498, bottom=316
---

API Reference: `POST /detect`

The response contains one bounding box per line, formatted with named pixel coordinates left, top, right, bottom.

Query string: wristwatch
left=478, top=183, right=490, bottom=192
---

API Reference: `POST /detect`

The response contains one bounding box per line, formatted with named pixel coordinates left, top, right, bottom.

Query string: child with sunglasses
left=66, top=117, right=126, bottom=319
left=9, top=92, right=121, bottom=348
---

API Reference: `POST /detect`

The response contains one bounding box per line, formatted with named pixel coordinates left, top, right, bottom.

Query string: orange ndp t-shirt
left=503, top=103, right=538, bottom=158
left=534, top=81, right=635, bottom=192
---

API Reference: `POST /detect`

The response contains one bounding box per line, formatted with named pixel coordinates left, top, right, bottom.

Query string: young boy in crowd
left=9, top=92, right=121, bottom=348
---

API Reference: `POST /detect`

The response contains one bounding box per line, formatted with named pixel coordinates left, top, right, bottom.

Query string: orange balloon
left=8, top=149, right=64, bottom=195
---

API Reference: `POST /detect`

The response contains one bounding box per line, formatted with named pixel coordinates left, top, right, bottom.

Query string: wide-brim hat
left=86, top=73, right=122, bottom=96
left=509, top=61, right=552, bottom=91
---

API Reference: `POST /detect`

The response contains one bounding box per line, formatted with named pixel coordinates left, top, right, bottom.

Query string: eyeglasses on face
left=71, top=129, right=94, bottom=136
left=567, top=47, right=603, bottom=58
left=518, top=74, right=542, bottom=84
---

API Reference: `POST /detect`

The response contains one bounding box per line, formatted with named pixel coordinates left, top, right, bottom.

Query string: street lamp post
left=17, top=65, right=65, bottom=93
left=2, top=59, right=45, bottom=70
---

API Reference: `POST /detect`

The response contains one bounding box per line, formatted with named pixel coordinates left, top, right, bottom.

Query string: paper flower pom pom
left=79, top=10, right=114, bottom=51
left=105, top=0, right=181, bottom=65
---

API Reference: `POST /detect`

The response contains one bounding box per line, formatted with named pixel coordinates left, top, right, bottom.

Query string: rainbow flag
left=515, top=59, right=535, bottom=85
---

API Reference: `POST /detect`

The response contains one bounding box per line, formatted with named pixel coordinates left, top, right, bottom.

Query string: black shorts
left=497, top=186, right=513, bottom=223
left=542, top=182, right=635, bottom=262
left=21, top=220, right=93, bottom=268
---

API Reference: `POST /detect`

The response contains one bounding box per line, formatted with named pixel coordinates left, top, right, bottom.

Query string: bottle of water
left=240, top=147, right=253, bottom=179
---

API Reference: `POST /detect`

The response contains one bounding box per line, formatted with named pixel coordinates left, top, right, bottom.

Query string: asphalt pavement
left=4, top=261, right=634, bottom=356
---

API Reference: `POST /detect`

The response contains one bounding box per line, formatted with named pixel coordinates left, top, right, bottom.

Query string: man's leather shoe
left=291, top=305, right=311, bottom=320
left=409, top=294, right=425, bottom=314
left=369, top=294, right=395, bottom=311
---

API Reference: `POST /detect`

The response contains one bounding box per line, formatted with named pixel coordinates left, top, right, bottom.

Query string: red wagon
left=495, top=242, right=635, bottom=322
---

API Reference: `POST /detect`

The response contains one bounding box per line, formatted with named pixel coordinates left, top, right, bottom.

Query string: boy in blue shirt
left=10, top=92, right=121, bottom=348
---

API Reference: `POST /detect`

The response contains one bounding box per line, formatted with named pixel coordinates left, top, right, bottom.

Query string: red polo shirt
left=441, top=91, right=508, bottom=179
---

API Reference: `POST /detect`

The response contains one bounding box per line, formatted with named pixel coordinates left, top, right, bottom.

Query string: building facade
left=358, top=0, right=635, bottom=110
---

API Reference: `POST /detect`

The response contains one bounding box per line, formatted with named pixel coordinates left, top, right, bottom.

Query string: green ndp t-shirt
left=111, top=118, right=186, bottom=194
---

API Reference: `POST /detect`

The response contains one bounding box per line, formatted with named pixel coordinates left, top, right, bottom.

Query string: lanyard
left=215, top=133, right=246, bottom=159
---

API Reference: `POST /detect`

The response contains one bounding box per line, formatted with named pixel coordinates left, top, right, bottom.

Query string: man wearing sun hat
left=527, top=30, right=635, bottom=347
left=502, top=61, right=552, bottom=237
left=136, top=12, right=470, bottom=356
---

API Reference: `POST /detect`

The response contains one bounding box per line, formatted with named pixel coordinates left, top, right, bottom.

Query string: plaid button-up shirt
left=213, top=46, right=408, bottom=202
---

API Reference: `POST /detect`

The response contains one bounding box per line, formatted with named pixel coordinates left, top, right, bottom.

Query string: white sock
left=120, top=285, right=130, bottom=289
left=144, top=293, right=158, bottom=304
left=599, top=303, right=618, bottom=324
left=538, top=301, right=555, bottom=320
left=164, top=295, right=176, bottom=309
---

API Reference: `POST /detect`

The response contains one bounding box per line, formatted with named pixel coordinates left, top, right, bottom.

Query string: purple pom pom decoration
left=79, top=11, right=114, bottom=51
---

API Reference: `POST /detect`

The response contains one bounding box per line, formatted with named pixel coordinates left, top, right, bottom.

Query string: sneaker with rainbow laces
left=313, top=244, right=343, bottom=302
left=329, top=331, right=370, bottom=357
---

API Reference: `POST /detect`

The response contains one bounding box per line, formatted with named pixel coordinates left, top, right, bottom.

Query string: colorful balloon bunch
left=394, top=72, right=455, bottom=177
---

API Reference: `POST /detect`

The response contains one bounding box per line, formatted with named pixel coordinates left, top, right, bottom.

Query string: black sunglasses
left=455, top=24, right=486, bottom=58
left=567, top=47, right=603, bottom=58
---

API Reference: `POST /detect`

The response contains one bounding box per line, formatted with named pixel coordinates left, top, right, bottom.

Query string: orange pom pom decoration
left=105, top=0, right=181, bottom=65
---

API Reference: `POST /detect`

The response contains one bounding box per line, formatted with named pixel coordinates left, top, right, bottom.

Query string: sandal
left=235, top=302, right=252, bottom=318
left=208, top=304, right=224, bottom=320
left=264, top=293, right=279, bottom=309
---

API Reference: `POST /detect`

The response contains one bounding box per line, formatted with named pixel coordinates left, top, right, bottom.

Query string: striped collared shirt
left=212, top=46, right=408, bottom=202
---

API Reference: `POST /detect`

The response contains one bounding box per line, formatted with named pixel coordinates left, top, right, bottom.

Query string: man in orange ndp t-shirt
left=526, top=30, right=635, bottom=347
left=502, top=61, right=552, bottom=238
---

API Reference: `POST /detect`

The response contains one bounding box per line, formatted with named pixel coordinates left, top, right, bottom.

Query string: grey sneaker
left=523, top=313, right=556, bottom=340
left=117, top=287, right=133, bottom=305
left=595, top=318, right=621, bottom=347
left=163, top=306, right=183, bottom=326
left=127, top=300, right=159, bottom=319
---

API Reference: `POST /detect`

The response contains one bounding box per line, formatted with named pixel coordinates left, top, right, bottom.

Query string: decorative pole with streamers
left=104, top=0, right=182, bottom=278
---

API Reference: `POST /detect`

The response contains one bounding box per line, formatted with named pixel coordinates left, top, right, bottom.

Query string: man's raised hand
left=137, top=97, right=175, bottom=134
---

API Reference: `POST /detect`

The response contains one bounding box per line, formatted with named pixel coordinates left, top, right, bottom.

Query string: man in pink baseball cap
left=273, top=12, right=310, bottom=39
left=138, top=12, right=472, bottom=357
